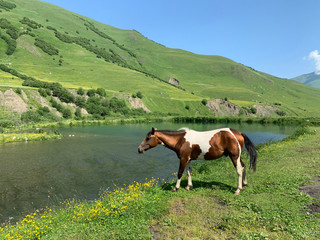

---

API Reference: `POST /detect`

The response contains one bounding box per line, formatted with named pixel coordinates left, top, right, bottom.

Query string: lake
left=0, top=122, right=295, bottom=223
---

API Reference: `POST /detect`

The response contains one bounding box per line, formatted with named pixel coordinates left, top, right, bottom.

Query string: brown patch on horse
left=204, top=131, right=238, bottom=160
left=190, top=144, right=202, bottom=160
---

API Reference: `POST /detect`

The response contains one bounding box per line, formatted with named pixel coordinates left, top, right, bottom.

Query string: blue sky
left=42, top=0, right=319, bottom=79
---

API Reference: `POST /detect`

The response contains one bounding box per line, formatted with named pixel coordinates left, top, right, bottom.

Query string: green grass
left=0, top=0, right=318, bottom=117
left=1, top=126, right=319, bottom=239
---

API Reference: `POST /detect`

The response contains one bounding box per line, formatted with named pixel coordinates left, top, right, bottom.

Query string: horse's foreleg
left=172, top=159, right=188, bottom=192
left=185, top=161, right=193, bottom=191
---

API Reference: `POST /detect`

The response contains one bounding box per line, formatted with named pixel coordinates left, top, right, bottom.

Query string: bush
left=0, top=0, right=16, bottom=10
left=75, top=108, right=82, bottom=118
left=87, top=89, right=96, bottom=97
left=276, top=110, right=286, bottom=116
left=20, top=17, right=42, bottom=29
left=77, top=87, right=85, bottom=95
left=109, top=97, right=126, bottom=111
left=15, top=88, right=21, bottom=95
left=62, top=108, right=72, bottom=119
left=136, top=91, right=143, bottom=99
left=85, top=96, right=109, bottom=116
left=96, top=88, right=106, bottom=97
left=38, top=88, right=51, bottom=97
left=21, top=110, right=41, bottom=123
left=34, top=38, right=59, bottom=56
left=37, top=106, right=50, bottom=116
left=201, top=99, right=208, bottom=106
left=75, top=96, right=86, bottom=108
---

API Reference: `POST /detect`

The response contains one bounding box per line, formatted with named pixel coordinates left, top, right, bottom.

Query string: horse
left=138, top=127, right=257, bottom=195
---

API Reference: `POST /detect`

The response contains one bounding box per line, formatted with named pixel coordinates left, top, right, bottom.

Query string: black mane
left=147, top=129, right=186, bottom=136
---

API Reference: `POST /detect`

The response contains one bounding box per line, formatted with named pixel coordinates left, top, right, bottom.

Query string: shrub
left=0, top=0, right=16, bottom=10
left=276, top=110, right=286, bottom=116
left=201, top=99, right=208, bottom=106
left=96, top=88, right=106, bottom=97
left=77, top=87, right=85, bottom=95
left=87, top=89, right=96, bottom=97
left=109, top=97, right=126, bottom=111
left=75, top=96, right=86, bottom=108
left=62, top=108, right=72, bottom=119
left=20, top=17, right=42, bottom=29
left=15, top=88, right=21, bottom=95
left=75, top=108, right=82, bottom=118
left=38, top=88, right=48, bottom=97
left=136, top=91, right=143, bottom=99
left=34, top=38, right=59, bottom=56
left=37, top=106, right=50, bottom=116
left=21, top=110, right=41, bottom=123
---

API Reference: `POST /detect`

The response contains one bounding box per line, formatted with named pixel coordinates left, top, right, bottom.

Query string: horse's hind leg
left=230, top=154, right=244, bottom=195
left=241, top=159, right=247, bottom=186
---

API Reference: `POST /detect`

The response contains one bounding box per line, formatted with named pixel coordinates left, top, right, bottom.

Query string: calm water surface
left=0, top=122, right=295, bottom=222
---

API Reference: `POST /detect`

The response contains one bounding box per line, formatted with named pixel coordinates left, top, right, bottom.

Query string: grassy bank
left=1, top=126, right=320, bottom=239
left=0, top=132, right=61, bottom=143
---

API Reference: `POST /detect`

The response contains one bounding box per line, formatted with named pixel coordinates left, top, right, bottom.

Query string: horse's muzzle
left=138, top=147, right=144, bottom=154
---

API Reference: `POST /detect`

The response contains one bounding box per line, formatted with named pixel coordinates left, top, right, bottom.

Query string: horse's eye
left=146, top=137, right=150, bottom=141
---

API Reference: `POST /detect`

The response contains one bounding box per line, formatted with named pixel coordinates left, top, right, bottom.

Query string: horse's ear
left=151, top=127, right=157, bottom=134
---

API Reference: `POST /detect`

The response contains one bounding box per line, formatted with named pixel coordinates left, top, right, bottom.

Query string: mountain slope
left=292, top=72, right=320, bottom=89
left=1, top=0, right=320, bottom=117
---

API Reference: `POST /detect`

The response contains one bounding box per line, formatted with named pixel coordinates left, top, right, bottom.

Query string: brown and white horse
left=138, top=127, right=257, bottom=195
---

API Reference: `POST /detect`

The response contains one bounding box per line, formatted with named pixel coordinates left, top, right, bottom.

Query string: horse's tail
left=242, top=133, right=257, bottom=172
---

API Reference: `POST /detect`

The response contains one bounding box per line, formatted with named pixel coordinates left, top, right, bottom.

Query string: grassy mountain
left=292, top=72, right=320, bottom=89
left=1, top=0, right=320, bottom=118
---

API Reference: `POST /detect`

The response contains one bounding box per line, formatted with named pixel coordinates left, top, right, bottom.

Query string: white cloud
left=308, top=50, right=320, bottom=75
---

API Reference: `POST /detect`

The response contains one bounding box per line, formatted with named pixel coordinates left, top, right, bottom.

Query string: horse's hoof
left=234, top=189, right=241, bottom=195
left=172, top=187, right=179, bottom=192
left=185, top=185, right=193, bottom=191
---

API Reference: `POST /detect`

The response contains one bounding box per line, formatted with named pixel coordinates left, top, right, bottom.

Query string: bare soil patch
left=118, top=93, right=151, bottom=112
left=300, top=176, right=320, bottom=214
left=207, top=98, right=249, bottom=116
left=0, top=89, right=28, bottom=114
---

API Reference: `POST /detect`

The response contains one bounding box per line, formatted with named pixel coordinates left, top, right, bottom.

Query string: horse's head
left=138, top=127, right=162, bottom=153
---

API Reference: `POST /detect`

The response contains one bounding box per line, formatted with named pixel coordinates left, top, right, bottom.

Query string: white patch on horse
left=183, top=128, right=232, bottom=159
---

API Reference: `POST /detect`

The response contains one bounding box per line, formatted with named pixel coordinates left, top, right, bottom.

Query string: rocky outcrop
left=169, top=78, right=180, bottom=86
left=118, top=93, right=151, bottom=112
left=207, top=98, right=249, bottom=116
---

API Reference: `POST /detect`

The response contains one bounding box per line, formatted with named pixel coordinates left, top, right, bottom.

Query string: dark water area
left=0, top=122, right=295, bottom=223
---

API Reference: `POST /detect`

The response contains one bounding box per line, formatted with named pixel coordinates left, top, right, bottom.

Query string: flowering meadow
left=0, top=178, right=168, bottom=239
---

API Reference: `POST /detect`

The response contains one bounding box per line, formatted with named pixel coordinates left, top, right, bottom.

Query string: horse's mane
left=147, top=129, right=186, bottom=135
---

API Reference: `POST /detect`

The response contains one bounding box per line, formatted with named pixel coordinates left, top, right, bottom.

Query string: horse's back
left=183, top=128, right=241, bottom=160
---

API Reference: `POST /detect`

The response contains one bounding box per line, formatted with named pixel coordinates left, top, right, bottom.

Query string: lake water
left=0, top=122, right=295, bottom=223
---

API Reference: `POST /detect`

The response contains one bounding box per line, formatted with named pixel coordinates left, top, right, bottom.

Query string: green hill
left=292, top=72, right=320, bottom=89
left=1, top=0, right=320, bottom=119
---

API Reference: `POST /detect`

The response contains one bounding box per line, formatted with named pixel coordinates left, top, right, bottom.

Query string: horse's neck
left=156, top=131, right=185, bottom=152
